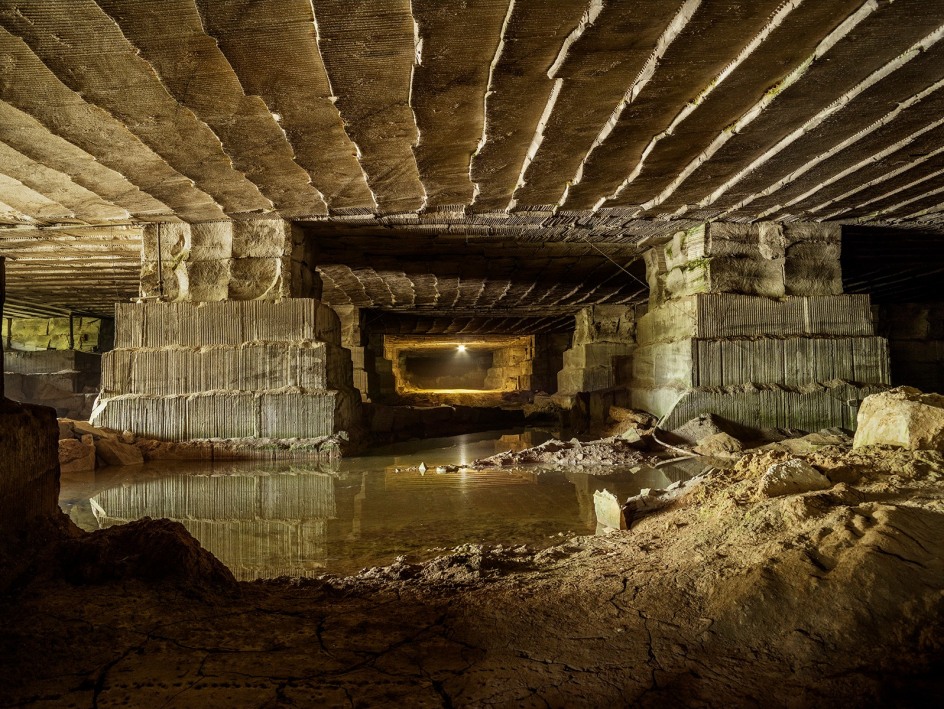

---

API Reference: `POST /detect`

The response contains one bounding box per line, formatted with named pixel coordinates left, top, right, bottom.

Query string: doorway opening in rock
left=385, top=335, right=535, bottom=396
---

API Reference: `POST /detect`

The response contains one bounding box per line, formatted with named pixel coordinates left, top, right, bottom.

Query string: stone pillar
left=557, top=305, right=636, bottom=395
left=332, top=305, right=372, bottom=401
left=368, top=333, right=397, bottom=401
left=633, top=222, right=890, bottom=430
left=484, top=340, right=534, bottom=391
left=92, top=219, right=361, bottom=442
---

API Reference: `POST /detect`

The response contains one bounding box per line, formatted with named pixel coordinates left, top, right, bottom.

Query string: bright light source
left=457, top=344, right=467, bottom=352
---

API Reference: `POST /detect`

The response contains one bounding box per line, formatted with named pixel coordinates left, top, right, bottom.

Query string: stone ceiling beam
left=0, top=102, right=172, bottom=221
left=469, top=0, right=589, bottom=212
left=708, top=29, right=944, bottom=220
left=747, top=95, right=944, bottom=221
left=562, top=0, right=788, bottom=211
left=410, top=0, right=509, bottom=209
left=96, top=0, right=328, bottom=219
left=0, top=142, right=129, bottom=224
left=0, top=1, right=271, bottom=217
left=511, top=0, right=689, bottom=209
left=0, top=173, right=73, bottom=225
left=644, top=0, right=944, bottom=216
left=194, top=0, right=375, bottom=212
left=604, top=0, right=868, bottom=210
left=310, top=0, right=426, bottom=213
left=0, top=27, right=225, bottom=223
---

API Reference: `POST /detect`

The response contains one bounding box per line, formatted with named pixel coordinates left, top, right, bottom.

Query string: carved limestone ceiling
left=308, top=226, right=648, bottom=325
left=1, top=0, right=944, bottom=318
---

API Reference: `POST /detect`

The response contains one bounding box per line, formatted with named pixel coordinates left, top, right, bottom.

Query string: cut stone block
left=663, top=255, right=786, bottom=301
left=4, top=350, right=101, bottom=375
left=562, top=342, right=634, bottom=369
left=558, top=366, right=620, bottom=395
left=92, top=389, right=360, bottom=441
left=633, top=336, right=889, bottom=389
left=636, top=382, right=884, bottom=431
left=114, top=300, right=341, bottom=348
left=574, top=305, right=636, bottom=345
left=636, top=294, right=873, bottom=345
left=95, top=438, right=144, bottom=467
left=102, top=342, right=352, bottom=397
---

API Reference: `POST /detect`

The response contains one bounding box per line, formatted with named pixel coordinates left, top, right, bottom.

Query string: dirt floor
left=2, top=442, right=943, bottom=707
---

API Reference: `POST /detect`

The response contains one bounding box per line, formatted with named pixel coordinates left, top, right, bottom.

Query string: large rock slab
left=854, top=387, right=944, bottom=450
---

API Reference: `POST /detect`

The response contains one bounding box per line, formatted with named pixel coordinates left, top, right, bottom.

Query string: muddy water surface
left=59, top=429, right=694, bottom=580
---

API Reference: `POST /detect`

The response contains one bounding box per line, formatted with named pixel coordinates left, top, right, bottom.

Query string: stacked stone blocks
left=93, top=300, right=360, bottom=441
left=484, top=344, right=533, bottom=390
left=635, top=222, right=889, bottom=430
left=557, top=305, right=636, bottom=395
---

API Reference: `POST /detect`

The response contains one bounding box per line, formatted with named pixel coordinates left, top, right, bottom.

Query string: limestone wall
left=484, top=343, right=533, bottom=391
left=3, top=316, right=104, bottom=352
left=557, top=305, right=636, bottom=395
left=4, top=350, right=101, bottom=419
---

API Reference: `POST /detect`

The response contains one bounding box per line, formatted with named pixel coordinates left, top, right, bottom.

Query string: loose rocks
left=759, top=458, right=832, bottom=498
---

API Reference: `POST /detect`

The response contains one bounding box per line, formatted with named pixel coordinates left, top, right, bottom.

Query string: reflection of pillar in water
left=566, top=471, right=598, bottom=528
left=91, top=471, right=337, bottom=581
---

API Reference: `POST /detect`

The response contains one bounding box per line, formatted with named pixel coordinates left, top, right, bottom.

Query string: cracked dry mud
left=2, top=445, right=943, bottom=707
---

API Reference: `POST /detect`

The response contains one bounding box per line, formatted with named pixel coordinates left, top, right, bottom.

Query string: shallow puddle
left=59, top=429, right=697, bottom=580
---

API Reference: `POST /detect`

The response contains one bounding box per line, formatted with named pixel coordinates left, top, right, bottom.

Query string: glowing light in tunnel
left=457, top=344, right=467, bottom=352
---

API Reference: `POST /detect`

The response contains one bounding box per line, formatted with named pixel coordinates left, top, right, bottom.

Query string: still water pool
left=59, top=429, right=697, bottom=580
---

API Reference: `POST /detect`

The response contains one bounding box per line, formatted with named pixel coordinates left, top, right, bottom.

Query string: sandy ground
left=2, top=443, right=943, bottom=707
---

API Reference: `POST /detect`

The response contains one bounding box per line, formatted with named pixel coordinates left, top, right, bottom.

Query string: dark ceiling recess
left=842, top=226, right=944, bottom=303
left=307, top=226, right=648, bottom=336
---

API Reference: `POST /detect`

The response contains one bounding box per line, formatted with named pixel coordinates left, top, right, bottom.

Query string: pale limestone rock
left=759, top=458, right=831, bottom=498
left=96, top=438, right=144, bottom=467
left=694, top=432, right=744, bottom=459
left=593, top=489, right=626, bottom=530
left=853, top=387, right=944, bottom=450
left=59, top=435, right=96, bottom=474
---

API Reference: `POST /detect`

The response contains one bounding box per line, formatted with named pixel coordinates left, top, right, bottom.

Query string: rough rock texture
left=472, top=436, right=650, bottom=469
left=59, top=517, right=238, bottom=594
left=854, top=386, right=944, bottom=450
left=0, top=399, right=59, bottom=537
left=759, top=458, right=832, bottom=497
left=140, top=220, right=321, bottom=302
left=94, top=437, right=144, bottom=467
left=558, top=305, right=636, bottom=395
left=0, top=398, right=61, bottom=591
left=58, top=435, right=96, bottom=474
